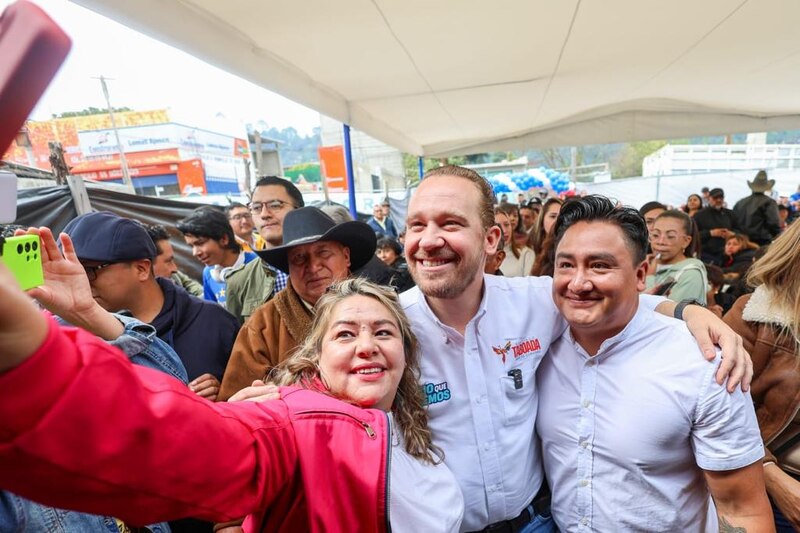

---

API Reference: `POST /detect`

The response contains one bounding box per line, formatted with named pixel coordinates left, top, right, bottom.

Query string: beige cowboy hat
left=747, top=170, right=775, bottom=193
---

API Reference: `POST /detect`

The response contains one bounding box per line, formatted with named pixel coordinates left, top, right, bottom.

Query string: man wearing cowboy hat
left=218, top=206, right=377, bottom=401
left=733, top=170, right=782, bottom=245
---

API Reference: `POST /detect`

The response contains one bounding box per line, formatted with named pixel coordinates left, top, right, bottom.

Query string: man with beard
left=399, top=165, right=753, bottom=532
left=232, top=166, right=756, bottom=532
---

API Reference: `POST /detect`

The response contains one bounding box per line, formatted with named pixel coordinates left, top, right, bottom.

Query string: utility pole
left=95, top=75, right=135, bottom=194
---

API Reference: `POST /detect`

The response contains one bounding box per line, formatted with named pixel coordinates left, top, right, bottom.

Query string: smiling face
left=553, top=221, right=646, bottom=354
left=405, top=175, right=500, bottom=300
left=182, top=234, right=229, bottom=266
left=287, top=240, right=351, bottom=305
left=318, top=295, right=405, bottom=411
left=251, top=184, right=297, bottom=246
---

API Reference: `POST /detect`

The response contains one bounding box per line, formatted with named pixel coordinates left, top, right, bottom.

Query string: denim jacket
left=0, top=314, right=187, bottom=532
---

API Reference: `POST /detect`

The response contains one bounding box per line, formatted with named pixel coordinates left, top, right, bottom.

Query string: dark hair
left=706, top=263, right=724, bottom=288
left=176, top=206, right=240, bottom=252
left=655, top=210, right=702, bottom=258
left=144, top=224, right=170, bottom=255
left=253, top=175, right=305, bottom=208
left=553, top=195, right=649, bottom=265
left=376, top=236, right=402, bottom=256
left=423, top=165, right=495, bottom=230
left=682, top=194, right=703, bottom=214
left=638, top=200, right=666, bottom=217
left=225, top=202, right=249, bottom=216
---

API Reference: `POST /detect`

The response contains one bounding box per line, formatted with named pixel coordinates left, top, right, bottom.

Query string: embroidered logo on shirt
left=492, top=341, right=512, bottom=363
left=493, top=338, right=542, bottom=364
left=511, top=338, right=541, bottom=360
left=422, top=381, right=451, bottom=405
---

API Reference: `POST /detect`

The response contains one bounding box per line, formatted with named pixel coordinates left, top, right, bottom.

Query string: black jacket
left=733, top=193, right=781, bottom=245
left=151, top=277, right=240, bottom=381
left=693, top=206, right=739, bottom=262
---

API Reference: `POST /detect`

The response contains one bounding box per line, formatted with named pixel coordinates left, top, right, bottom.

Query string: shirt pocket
left=500, top=364, right=533, bottom=425
left=242, top=296, right=268, bottom=321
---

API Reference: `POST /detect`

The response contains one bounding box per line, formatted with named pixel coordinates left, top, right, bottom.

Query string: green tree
left=53, top=107, right=132, bottom=118
left=284, top=162, right=321, bottom=183
left=611, top=140, right=667, bottom=178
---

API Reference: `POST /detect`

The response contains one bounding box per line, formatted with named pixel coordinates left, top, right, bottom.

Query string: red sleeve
left=0, top=317, right=298, bottom=526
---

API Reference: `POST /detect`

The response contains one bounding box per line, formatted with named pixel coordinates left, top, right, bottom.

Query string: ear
left=496, top=249, right=506, bottom=263
left=134, top=259, right=152, bottom=281
left=485, top=225, right=502, bottom=255
left=342, top=245, right=351, bottom=268
left=635, top=259, right=648, bottom=292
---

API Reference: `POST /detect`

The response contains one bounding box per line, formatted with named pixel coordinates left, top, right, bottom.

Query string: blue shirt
left=203, top=251, right=257, bottom=307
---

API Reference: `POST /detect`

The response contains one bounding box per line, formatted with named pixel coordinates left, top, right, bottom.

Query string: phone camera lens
left=16, top=244, right=23, bottom=254
left=24, top=242, right=31, bottom=252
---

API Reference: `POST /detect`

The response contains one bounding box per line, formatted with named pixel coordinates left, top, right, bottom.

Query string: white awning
left=71, top=0, right=800, bottom=156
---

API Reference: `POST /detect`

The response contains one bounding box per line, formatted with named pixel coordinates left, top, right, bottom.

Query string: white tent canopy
left=72, top=0, right=800, bottom=157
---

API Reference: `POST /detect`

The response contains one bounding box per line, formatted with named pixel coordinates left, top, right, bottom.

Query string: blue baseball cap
left=64, top=211, right=157, bottom=263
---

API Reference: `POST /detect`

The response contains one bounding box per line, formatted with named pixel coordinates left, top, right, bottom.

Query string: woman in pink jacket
left=0, top=234, right=463, bottom=533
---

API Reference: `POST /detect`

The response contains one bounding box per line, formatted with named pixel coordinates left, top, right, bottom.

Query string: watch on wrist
left=674, top=298, right=704, bottom=320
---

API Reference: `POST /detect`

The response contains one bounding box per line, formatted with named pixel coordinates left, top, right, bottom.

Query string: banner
left=318, top=145, right=348, bottom=192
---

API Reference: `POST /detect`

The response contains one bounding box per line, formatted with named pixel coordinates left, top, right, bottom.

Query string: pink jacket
left=0, top=319, right=390, bottom=532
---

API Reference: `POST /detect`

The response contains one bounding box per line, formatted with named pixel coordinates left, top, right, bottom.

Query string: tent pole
left=418, top=156, right=424, bottom=179
left=343, top=124, right=357, bottom=219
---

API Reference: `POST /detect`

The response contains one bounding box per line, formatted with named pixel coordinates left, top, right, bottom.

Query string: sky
left=5, top=0, right=321, bottom=137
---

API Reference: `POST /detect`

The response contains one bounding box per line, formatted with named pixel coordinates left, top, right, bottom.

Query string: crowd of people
left=0, top=165, right=798, bottom=532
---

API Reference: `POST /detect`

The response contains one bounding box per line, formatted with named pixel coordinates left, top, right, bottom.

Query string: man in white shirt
left=399, top=166, right=753, bottom=533
left=536, top=195, right=771, bottom=532
left=232, top=166, right=755, bottom=532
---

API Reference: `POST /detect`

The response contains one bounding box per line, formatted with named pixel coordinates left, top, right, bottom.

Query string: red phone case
left=0, top=0, right=71, bottom=155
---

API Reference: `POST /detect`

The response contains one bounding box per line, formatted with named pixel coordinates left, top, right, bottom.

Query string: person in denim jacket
left=0, top=226, right=188, bottom=533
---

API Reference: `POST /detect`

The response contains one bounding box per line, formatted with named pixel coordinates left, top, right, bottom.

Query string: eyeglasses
left=83, top=262, right=116, bottom=281
left=229, top=213, right=253, bottom=221
left=248, top=200, right=294, bottom=214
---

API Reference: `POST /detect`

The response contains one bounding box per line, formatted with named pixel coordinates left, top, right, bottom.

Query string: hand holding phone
left=0, top=1, right=71, bottom=289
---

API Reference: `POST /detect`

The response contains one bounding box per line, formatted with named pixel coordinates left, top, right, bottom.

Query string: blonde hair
left=747, top=221, right=800, bottom=347
left=270, top=278, right=442, bottom=463
left=423, top=165, right=496, bottom=231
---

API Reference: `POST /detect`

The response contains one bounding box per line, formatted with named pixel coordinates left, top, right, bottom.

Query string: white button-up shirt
left=536, top=305, right=764, bottom=532
left=402, top=275, right=565, bottom=531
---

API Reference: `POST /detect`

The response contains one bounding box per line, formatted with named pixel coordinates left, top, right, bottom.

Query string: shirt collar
left=564, top=302, right=645, bottom=360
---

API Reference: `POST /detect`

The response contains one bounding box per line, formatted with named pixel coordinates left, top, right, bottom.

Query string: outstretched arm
left=18, top=227, right=123, bottom=340
left=0, top=261, right=48, bottom=373
left=655, top=299, right=752, bottom=392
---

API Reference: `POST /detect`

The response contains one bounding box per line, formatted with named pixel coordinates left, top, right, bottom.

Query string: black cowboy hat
left=255, top=206, right=376, bottom=273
